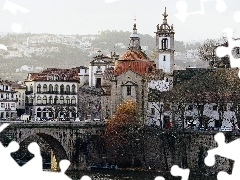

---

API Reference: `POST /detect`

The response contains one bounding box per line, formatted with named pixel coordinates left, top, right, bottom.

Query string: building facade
left=12, top=82, right=26, bottom=117
left=0, top=80, right=17, bottom=120
left=24, top=68, right=79, bottom=121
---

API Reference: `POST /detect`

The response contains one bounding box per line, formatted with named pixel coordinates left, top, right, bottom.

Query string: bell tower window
left=162, top=38, right=168, bottom=50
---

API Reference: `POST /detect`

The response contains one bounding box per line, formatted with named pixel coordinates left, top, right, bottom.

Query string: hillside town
left=0, top=8, right=238, bottom=133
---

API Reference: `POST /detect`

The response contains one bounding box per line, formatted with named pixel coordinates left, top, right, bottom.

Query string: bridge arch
left=18, top=132, right=68, bottom=168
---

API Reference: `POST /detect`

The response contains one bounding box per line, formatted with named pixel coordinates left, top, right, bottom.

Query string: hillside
left=0, top=31, right=206, bottom=81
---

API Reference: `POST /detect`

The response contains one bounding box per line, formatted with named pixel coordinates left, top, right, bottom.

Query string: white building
left=12, top=82, right=26, bottom=117
left=24, top=68, right=79, bottom=121
left=0, top=80, right=17, bottom=120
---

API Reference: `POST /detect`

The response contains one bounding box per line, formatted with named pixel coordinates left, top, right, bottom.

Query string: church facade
left=97, top=8, right=174, bottom=124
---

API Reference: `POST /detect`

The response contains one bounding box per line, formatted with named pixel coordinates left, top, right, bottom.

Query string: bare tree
left=197, top=37, right=229, bottom=68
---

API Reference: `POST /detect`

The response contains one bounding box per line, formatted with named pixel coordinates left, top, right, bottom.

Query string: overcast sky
left=0, top=0, right=240, bottom=42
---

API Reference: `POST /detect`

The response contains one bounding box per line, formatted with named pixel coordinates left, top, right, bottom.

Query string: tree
left=105, top=99, right=143, bottom=168
left=165, top=68, right=240, bottom=129
left=197, top=37, right=229, bottom=68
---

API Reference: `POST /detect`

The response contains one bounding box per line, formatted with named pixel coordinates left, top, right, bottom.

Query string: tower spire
left=162, top=7, right=168, bottom=30
left=129, top=17, right=140, bottom=50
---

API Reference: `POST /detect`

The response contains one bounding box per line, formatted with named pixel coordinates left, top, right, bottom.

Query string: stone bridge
left=0, top=122, right=105, bottom=170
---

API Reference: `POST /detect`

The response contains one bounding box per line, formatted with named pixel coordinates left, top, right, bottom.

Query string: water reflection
left=67, top=170, right=217, bottom=180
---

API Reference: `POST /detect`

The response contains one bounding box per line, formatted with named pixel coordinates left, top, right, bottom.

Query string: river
left=66, top=170, right=216, bottom=180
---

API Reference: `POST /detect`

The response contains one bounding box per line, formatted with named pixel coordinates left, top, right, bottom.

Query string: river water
left=66, top=170, right=216, bottom=180
left=67, top=170, right=166, bottom=180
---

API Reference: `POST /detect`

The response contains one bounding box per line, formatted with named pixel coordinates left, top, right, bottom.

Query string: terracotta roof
left=26, top=68, right=79, bottom=82
left=114, top=60, right=155, bottom=76
left=103, top=67, right=114, bottom=80
left=120, top=50, right=149, bottom=61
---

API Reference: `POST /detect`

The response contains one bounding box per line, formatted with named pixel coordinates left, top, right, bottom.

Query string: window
left=1, top=112, right=4, bottom=118
left=72, top=85, right=76, bottom=93
left=37, top=84, right=41, bottom=93
left=60, top=96, right=64, bottom=104
left=11, top=103, right=15, bottom=108
left=66, top=96, right=70, bottom=105
left=1, top=94, right=3, bottom=98
left=30, top=85, right=33, bottom=91
left=71, top=96, right=76, bottom=104
left=49, top=96, right=53, bottom=105
left=54, top=96, right=58, bottom=104
left=162, top=38, right=168, bottom=50
left=54, top=84, right=58, bottom=92
left=11, top=93, right=13, bottom=99
left=151, top=108, right=155, bottom=115
left=49, top=84, right=53, bottom=92
left=1, top=103, right=4, bottom=108
left=5, top=86, right=8, bottom=90
left=163, top=55, right=166, bottom=61
left=66, top=85, right=70, bottom=94
left=127, top=86, right=131, bottom=96
left=43, top=84, right=47, bottom=92
left=43, top=96, right=47, bottom=104
left=37, top=96, right=41, bottom=104
left=60, top=84, right=64, bottom=94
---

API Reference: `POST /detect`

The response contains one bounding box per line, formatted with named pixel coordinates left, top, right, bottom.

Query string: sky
left=0, top=0, right=240, bottom=42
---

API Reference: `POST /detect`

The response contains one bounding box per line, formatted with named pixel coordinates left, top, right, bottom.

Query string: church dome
left=120, top=49, right=149, bottom=61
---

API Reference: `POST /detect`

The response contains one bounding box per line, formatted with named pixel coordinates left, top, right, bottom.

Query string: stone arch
left=19, top=133, right=68, bottom=165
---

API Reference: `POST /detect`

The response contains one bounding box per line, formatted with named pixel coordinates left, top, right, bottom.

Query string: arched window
left=71, top=96, right=76, bottom=105
left=66, top=85, right=70, bottom=94
left=43, top=108, right=47, bottom=118
left=54, top=84, right=58, bottom=93
left=162, top=38, right=168, bottom=50
left=49, top=84, right=53, bottom=92
left=30, top=85, right=33, bottom=92
left=43, top=84, right=47, bottom=92
left=54, top=96, right=58, bottom=104
left=72, top=84, right=76, bottom=94
left=37, top=84, right=41, bottom=93
left=43, top=96, right=47, bottom=104
left=60, top=84, right=64, bottom=94
left=49, top=96, right=53, bottom=105
left=66, top=96, right=70, bottom=105
left=37, top=96, right=41, bottom=104
left=37, top=108, right=41, bottom=118
left=60, top=96, right=64, bottom=104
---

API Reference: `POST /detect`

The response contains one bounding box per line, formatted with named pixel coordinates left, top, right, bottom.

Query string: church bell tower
left=155, top=7, right=175, bottom=74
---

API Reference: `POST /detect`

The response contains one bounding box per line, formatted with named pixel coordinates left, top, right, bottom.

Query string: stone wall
left=143, top=128, right=239, bottom=173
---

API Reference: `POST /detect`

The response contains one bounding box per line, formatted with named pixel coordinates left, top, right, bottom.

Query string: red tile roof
left=26, top=68, right=79, bottom=82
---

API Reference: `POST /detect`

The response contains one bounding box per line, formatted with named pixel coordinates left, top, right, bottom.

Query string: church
left=97, top=7, right=175, bottom=125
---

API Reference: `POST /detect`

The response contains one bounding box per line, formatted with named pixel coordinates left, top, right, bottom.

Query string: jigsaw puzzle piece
left=175, top=0, right=226, bottom=22
left=154, top=177, right=165, bottom=180
left=21, top=142, right=43, bottom=173
left=216, top=28, right=240, bottom=78
left=205, top=132, right=240, bottom=179
left=154, top=165, right=190, bottom=180
left=171, top=165, right=190, bottom=180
